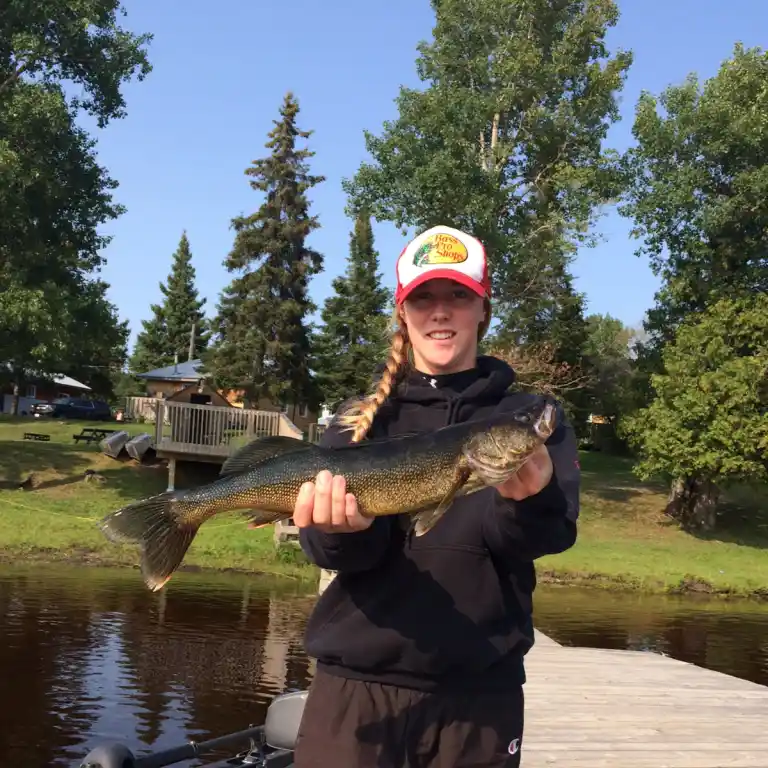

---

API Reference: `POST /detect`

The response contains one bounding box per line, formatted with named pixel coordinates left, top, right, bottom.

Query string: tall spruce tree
left=204, top=93, right=324, bottom=409
left=129, top=231, right=209, bottom=373
left=312, top=212, right=392, bottom=409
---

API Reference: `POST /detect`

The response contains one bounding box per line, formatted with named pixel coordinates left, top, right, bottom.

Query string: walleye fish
left=99, top=397, right=557, bottom=592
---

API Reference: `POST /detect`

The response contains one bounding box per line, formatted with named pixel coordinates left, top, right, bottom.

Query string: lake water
left=1, top=563, right=767, bottom=766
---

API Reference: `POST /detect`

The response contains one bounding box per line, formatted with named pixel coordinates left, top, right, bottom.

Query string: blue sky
left=84, top=0, right=768, bottom=351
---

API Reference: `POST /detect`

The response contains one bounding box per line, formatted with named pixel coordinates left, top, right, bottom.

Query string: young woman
left=291, top=225, right=580, bottom=767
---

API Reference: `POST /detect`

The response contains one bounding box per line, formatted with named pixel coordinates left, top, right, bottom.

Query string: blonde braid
left=336, top=323, right=411, bottom=443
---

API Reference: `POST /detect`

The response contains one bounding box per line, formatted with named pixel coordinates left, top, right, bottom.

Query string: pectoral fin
left=244, top=508, right=291, bottom=528
left=411, top=467, right=471, bottom=537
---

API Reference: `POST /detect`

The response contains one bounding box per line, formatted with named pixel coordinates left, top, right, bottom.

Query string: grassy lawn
left=538, top=451, right=768, bottom=598
left=0, top=416, right=314, bottom=583
left=1, top=415, right=766, bottom=597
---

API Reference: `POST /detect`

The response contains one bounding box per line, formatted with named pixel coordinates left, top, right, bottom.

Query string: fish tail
left=99, top=492, right=200, bottom=592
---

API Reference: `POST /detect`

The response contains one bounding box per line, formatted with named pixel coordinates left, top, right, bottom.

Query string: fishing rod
left=79, top=690, right=306, bottom=768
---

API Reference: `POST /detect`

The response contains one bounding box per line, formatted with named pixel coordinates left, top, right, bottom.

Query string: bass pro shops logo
left=412, top=233, right=469, bottom=267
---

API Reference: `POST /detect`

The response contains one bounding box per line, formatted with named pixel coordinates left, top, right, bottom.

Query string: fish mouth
left=534, top=402, right=557, bottom=440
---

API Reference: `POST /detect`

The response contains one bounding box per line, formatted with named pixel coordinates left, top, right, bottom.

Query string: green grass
left=0, top=416, right=315, bottom=582
left=1, top=416, right=767, bottom=598
left=538, top=451, right=768, bottom=598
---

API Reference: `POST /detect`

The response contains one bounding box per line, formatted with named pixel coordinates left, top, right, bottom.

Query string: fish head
left=462, top=398, right=558, bottom=485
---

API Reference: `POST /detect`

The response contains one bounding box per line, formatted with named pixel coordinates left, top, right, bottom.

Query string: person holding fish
left=99, top=224, right=579, bottom=767
left=291, top=225, right=581, bottom=767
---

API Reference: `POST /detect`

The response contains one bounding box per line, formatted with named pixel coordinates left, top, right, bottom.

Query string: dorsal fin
left=220, top=435, right=317, bottom=476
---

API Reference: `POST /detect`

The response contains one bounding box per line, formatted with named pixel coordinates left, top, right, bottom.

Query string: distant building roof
left=54, top=374, right=91, bottom=391
left=1, top=364, right=91, bottom=391
left=135, top=359, right=204, bottom=382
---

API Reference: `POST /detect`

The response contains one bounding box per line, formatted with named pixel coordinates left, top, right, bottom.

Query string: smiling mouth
left=427, top=331, right=456, bottom=340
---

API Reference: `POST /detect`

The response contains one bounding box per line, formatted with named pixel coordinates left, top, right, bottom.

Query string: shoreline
left=0, top=545, right=317, bottom=583
left=1, top=546, right=766, bottom=602
left=1, top=419, right=766, bottom=602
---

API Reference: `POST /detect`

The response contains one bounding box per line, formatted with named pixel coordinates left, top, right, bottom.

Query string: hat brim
left=395, top=269, right=489, bottom=305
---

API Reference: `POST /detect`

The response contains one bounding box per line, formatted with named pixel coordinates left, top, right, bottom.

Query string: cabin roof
left=135, top=359, right=203, bottom=382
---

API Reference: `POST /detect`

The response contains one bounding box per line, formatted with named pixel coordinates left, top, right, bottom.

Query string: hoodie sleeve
left=298, top=417, right=396, bottom=574
left=482, top=400, right=580, bottom=562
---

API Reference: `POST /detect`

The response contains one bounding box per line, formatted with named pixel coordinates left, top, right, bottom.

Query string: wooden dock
left=524, top=630, right=768, bottom=767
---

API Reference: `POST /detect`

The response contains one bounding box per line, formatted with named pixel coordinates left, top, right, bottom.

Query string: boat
left=99, top=430, right=131, bottom=459
left=78, top=689, right=306, bottom=767
left=124, top=432, right=154, bottom=462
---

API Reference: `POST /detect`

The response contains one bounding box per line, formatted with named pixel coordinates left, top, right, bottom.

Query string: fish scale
left=99, top=398, right=557, bottom=592
left=178, top=444, right=465, bottom=521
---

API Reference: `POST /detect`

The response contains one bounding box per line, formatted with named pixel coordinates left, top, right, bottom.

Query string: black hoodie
left=299, top=356, right=580, bottom=693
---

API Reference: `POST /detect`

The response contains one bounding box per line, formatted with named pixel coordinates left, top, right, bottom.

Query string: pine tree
left=204, top=93, right=325, bottom=409
left=129, top=231, right=209, bottom=373
left=312, top=212, right=393, bottom=409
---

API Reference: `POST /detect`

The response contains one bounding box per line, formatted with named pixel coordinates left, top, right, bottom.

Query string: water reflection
left=0, top=564, right=316, bottom=766
left=0, top=564, right=766, bottom=767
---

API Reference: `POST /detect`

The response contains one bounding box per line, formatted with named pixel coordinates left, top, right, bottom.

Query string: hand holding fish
left=494, top=444, right=553, bottom=501
left=293, top=470, right=373, bottom=533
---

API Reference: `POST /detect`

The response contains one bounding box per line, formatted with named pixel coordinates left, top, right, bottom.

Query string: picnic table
left=23, top=432, right=51, bottom=442
left=72, top=427, right=119, bottom=445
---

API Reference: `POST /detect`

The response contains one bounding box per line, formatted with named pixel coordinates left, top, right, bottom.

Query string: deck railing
left=307, top=423, right=327, bottom=444
left=123, top=396, right=320, bottom=457
left=124, top=396, right=164, bottom=424
left=153, top=400, right=281, bottom=456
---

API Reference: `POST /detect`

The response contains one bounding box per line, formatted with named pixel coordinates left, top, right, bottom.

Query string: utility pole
left=188, top=322, right=196, bottom=361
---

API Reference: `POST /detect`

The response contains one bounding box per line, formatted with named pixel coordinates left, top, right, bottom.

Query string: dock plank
left=523, top=631, right=768, bottom=767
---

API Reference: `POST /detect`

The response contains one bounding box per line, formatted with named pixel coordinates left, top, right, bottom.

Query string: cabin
left=133, top=359, right=319, bottom=433
left=1, top=371, right=92, bottom=415
left=134, top=359, right=206, bottom=399
left=125, top=359, right=326, bottom=491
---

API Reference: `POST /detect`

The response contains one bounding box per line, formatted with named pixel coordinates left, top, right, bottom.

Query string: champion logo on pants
left=508, top=738, right=521, bottom=756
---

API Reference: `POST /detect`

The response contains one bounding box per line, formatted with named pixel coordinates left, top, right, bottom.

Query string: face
left=400, top=278, right=487, bottom=375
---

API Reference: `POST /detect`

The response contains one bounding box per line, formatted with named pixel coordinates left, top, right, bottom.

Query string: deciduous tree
left=620, top=295, right=768, bottom=532
left=0, top=1, right=151, bottom=409
left=344, top=0, right=632, bottom=355
left=619, top=44, right=768, bottom=354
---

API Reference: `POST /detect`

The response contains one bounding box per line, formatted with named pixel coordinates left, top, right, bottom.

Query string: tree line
left=2, top=1, right=765, bottom=534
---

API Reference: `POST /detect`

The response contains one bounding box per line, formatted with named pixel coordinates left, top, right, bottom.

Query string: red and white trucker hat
left=394, top=225, right=491, bottom=305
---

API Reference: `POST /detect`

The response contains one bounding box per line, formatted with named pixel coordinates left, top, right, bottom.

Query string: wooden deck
left=524, top=630, right=768, bottom=767
left=123, top=397, right=302, bottom=458
left=122, top=397, right=307, bottom=490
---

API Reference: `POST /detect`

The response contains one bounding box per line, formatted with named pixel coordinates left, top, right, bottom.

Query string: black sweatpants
left=293, top=668, right=525, bottom=768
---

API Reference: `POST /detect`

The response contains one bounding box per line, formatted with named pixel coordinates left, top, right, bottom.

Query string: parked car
left=30, top=398, right=69, bottom=417
left=34, top=397, right=113, bottom=421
